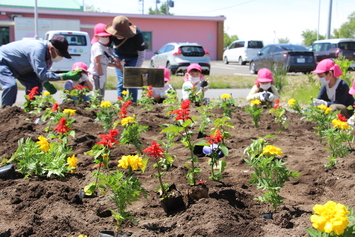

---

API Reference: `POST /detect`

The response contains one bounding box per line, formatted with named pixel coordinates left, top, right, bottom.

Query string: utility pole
left=155, top=0, right=160, bottom=15
left=34, top=0, right=38, bottom=39
left=138, top=0, right=144, bottom=14
left=326, top=0, right=332, bottom=39
left=317, top=0, right=321, bottom=40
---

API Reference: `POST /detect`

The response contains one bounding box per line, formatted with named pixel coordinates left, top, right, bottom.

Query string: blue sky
left=83, top=0, right=355, bottom=45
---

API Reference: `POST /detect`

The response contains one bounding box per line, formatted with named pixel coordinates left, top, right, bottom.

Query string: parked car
left=249, top=44, right=316, bottom=74
left=312, top=38, right=355, bottom=68
left=223, top=40, right=263, bottom=65
left=150, top=42, right=210, bottom=75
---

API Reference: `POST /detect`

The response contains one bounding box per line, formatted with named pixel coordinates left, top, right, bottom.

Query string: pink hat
left=187, top=63, right=202, bottom=73
left=312, top=59, right=343, bottom=77
left=72, top=62, right=88, bottom=72
left=349, top=79, right=355, bottom=95
left=91, top=23, right=111, bottom=44
left=257, top=68, right=274, bottom=83
left=157, top=66, right=170, bottom=82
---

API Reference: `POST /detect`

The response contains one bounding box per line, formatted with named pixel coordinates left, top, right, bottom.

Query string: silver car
left=150, top=42, right=211, bottom=75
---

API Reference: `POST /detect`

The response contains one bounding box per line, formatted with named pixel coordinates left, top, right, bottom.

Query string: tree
left=85, top=4, right=104, bottom=12
left=333, top=11, right=355, bottom=38
left=148, top=3, right=174, bottom=15
left=224, top=33, right=238, bottom=48
left=301, top=29, right=325, bottom=46
left=278, top=38, right=290, bottom=43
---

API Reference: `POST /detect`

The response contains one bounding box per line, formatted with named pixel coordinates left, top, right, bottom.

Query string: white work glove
left=99, top=76, right=106, bottom=89
left=254, top=92, right=265, bottom=101
left=313, top=98, right=328, bottom=106
left=262, top=91, right=275, bottom=101
left=78, top=74, right=89, bottom=84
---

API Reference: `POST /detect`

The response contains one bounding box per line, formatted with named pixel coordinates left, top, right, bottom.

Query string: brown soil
left=0, top=101, right=355, bottom=237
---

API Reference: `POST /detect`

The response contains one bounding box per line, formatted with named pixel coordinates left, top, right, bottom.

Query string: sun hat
left=105, top=15, right=137, bottom=38
left=50, top=35, right=71, bottom=59
left=157, top=66, right=171, bottom=82
left=91, top=23, right=111, bottom=44
left=187, top=63, right=202, bottom=73
left=312, top=59, right=343, bottom=77
left=71, top=62, right=88, bottom=72
left=257, top=68, right=274, bottom=83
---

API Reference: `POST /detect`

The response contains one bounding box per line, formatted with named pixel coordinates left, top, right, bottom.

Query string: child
left=64, top=62, right=93, bottom=102
left=313, top=59, right=354, bottom=118
left=246, top=68, right=280, bottom=107
left=88, top=23, right=118, bottom=100
left=182, top=63, right=209, bottom=101
left=152, top=66, right=175, bottom=103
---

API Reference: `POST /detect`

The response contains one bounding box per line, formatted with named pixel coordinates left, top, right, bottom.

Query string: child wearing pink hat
left=88, top=23, right=120, bottom=100
left=246, top=68, right=280, bottom=107
left=312, top=59, right=354, bottom=118
left=182, top=63, right=209, bottom=100
left=152, top=66, right=175, bottom=103
left=64, top=62, right=93, bottom=102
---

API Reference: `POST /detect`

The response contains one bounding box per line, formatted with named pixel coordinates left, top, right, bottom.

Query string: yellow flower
left=63, top=109, right=76, bottom=116
left=287, top=98, right=296, bottom=106
left=118, top=155, right=144, bottom=170
left=67, top=155, right=77, bottom=173
left=121, top=116, right=135, bottom=126
left=262, top=145, right=283, bottom=157
left=310, top=201, right=349, bottom=235
left=221, top=94, right=231, bottom=99
left=102, top=154, right=109, bottom=162
left=317, top=104, right=328, bottom=111
left=43, top=91, right=51, bottom=96
left=122, top=90, right=129, bottom=95
left=100, top=101, right=112, bottom=108
left=36, top=135, right=50, bottom=152
left=324, top=108, right=332, bottom=115
left=251, top=99, right=261, bottom=106
left=332, top=119, right=351, bottom=130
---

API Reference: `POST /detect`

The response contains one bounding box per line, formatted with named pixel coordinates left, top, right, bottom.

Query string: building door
left=0, top=27, right=10, bottom=46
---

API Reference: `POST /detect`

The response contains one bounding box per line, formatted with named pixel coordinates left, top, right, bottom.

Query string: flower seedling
left=245, top=99, right=263, bottom=128
left=117, top=115, right=147, bottom=153
left=269, top=99, right=289, bottom=133
left=219, top=93, right=236, bottom=118
left=287, top=98, right=303, bottom=114
left=244, top=136, right=300, bottom=212
left=137, top=85, right=155, bottom=111
left=95, top=101, right=120, bottom=131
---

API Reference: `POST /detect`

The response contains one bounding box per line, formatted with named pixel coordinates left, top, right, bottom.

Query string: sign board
left=123, top=67, right=165, bottom=88
left=14, top=17, right=80, bottom=41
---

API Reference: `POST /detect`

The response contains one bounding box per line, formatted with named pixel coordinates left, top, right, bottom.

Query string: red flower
left=170, top=109, right=191, bottom=121
left=206, top=130, right=223, bottom=144
left=142, top=141, right=165, bottom=160
left=27, top=86, right=39, bottom=101
left=51, top=103, right=59, bottom=112
left=337, top=113, right=347, bottom=122
left=123, top=101, right=132, bottom=107
left=117, top=96, right=123, bottom=101
left=181, top=100, right=191, bottom=109
left=118, top=106, right=127, bottom=118
left=96, top=129, right=119, bottom=148
left=53, top=117, right=71, bottom=133
left=273, top=99, right=280, bottom=109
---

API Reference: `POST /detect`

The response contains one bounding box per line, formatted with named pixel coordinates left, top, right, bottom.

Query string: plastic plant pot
left=0, top=164, right=16, bottom=180
left=262, top=212, right=274, bottom=219
left=98, top=231, right=131, bottom=237
left=79, top=189, right=98, bottom=199
left=158, top=184, right=186, bottom=215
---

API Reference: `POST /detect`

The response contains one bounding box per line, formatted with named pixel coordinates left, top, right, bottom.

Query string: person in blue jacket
left=312, top=59, right=354, bottom=119
left=0, top=35, right=81, bottom=107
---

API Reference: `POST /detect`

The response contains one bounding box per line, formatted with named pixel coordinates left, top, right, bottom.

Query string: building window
left=0, top=27, right=10, bottom=46
left=142, top=31, right=152, bottom=51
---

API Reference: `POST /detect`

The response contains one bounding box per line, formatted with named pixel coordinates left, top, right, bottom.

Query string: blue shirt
left=0, top=39, right=60, bottom=82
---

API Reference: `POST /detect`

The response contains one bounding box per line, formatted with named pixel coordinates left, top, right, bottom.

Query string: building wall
left=0, top=7, right=225, bottom=60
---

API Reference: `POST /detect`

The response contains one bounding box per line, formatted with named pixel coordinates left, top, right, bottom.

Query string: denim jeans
left=115, top=56, right=138, bottom=102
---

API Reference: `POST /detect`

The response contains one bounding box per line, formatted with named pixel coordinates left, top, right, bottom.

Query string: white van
left=223, top=40, right=264, bottom=65
left=44, top=30, right=91, bottom=72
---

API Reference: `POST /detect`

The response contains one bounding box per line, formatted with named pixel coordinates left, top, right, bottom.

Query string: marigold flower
left=122, top=90, right=129, bottom=95
left=121, top=116, right=135, bottom=126
left=332, top=119, right=351, bottom=130
left=317, top=104, right=328, bottom=111
left=262, top=145, right=283, bottom=157
left=43, top=91, right=51, bottom=96
left=67, top=155, right=77, bottom=173
left=142, top=141, right=165, bottom=160
left=36, top=135, right=49, bottom=152
left=324, top=108, right=332, bottom=115
left=53, top=117, right=71, bottom=133
left=221, top=94, right=231, bottom=99
left=287, top=98, right=296, bottom=106
left=251, top=99, right=261, bottom=106
left=63, top=109, right=76, bottom=116
left=100, top=101, right=112, bottom=108
left=310, top=200, right=349, bottom=235
left=118, top=154, right=144, bottom=170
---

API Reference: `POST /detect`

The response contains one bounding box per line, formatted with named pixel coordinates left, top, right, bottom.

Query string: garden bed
left=0, top=101, right=355, bottom=237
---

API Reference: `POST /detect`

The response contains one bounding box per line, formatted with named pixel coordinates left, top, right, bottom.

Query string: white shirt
left=88, top=42, right=113, bottom=80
